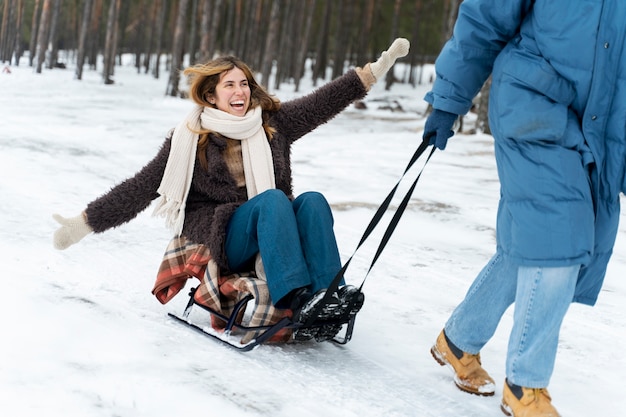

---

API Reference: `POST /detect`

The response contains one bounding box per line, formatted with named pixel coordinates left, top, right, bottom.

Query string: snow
left=1, top=58, right=624, bottom=417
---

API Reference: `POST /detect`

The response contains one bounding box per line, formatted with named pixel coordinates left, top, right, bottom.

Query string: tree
left=331, top=0, right=351, bottom=80
left=356, top=0, right=376, bottom=67
left=13, top=0, right=25, bottom=66
left=102, top=0, right=120, bottom=84
left=311, top=0, right=332, bottom=85
left=45, top=0, right=62, bottom=69
left=28, top=0, right=41, bottom=66
left=86, top=0, right=102, bottom=70
left=198, top=0, right=212, bottom=62
left=165, top=0, right=189, bottom=97
left=0, top=0, right=12, bottom=62
left=408, top=0, right=423, bottom=86
left=259, top=0, right=280, bottom=87
left=35, top=0, right=52, bottom=73
left=142, top=0, right=158, bottom=74
left=293, top=0, right=315, bottom=92
left=384, top=0, right=403, bottom=90
left=75, top=0, right=94, bottom=80
left=187, top=0, right=198, bottom=64
left=206, top=0, right=222, bottom=61
left=2, top=0, right=457, bottom=93
left=152, top=0, right=168, bottom=79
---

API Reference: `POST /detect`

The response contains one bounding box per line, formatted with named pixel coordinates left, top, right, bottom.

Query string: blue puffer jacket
left=425, top=0, right=626, bottom=305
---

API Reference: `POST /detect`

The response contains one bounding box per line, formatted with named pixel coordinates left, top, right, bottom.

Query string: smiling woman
left=52, top=39, right=410, bottom=345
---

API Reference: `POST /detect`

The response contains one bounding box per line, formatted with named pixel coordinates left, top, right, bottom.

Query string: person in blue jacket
left=422, top=1, right=626, bottom=416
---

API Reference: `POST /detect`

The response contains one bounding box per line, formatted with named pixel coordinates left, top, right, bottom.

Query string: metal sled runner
left=169, top=285, right=361, bottom=351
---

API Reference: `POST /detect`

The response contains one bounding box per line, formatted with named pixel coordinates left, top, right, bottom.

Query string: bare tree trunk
left=35, top=0, right=52, bottom=73
left=142, top=0, right=157, bottom=73
left=102, top=0, right=120, bottom=84
left=133, top=0, right=146, bottom=73
left=231, top=0, right=242, bottom=57
left=356, top=0, right=375, bottom=66
left=222, top=0, right=234, bottom=54
left=13, top=0, right=24, bottom=65
left=274, top=0, right=294, bottom=90
left=237, top=0, right=250, bottom=60
left=281, top=1, right=306, bottom=80
left=248, top=0, right=263, bottom=69
left=45, top=0, right=62, bottom=69
left=165, top=0, right=189, bottom=97
left=198, top=0, right=212, bottom=62
left=408, top=0, right=422, bottom=86
left=294, top=0, right=315, bottom=92
left=331, top=0, right=350, bottom=79
left=312, top=0, right=332, bottom=85
left=75, top=0, right=93, bottom=79
left=384, top=0, right=402, bottom=90
left=259, top=0, right=280, bottom=87
left=1, top=0, right=23, bottom=64
left=239, top=0, right=258, bottom=65
left=0, top=0, right=11, bottom=62
left=187, top=0, right=198, bottom=64
left=152, top=0, right=167, bottom=79
left=115, top=1, right=130, bottom=66
left=207, top=0, right=222, bottom=59
left=440, top=0, right=459, bottom=46
left=86, top=0, right=101, bottom=69
left=28, top=0, right=41, bottom=66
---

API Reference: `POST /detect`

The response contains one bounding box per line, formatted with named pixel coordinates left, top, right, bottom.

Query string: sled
left=168, top=285, right=361, bottom=352
left=166, top=139, right=434, bottom=351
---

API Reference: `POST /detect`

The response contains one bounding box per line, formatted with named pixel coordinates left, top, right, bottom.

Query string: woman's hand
left=357, top=38, right=410, bottom=88
left=52, top=212, right=93, bottom=250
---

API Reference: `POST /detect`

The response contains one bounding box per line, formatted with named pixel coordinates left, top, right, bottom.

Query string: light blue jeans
left=444, top=252, right=579, bottom=388
left=224, top=189, right=342, bottom=306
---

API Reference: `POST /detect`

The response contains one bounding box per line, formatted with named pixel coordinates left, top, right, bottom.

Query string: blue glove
left=423, top=109, right=458, bottom=150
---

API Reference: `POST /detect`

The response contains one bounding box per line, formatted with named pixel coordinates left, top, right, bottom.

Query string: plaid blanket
left=152, top=236, right=293, bottom=344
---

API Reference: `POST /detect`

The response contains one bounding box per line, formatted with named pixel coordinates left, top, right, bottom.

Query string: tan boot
left=501, top=379, right=560, bottom=417
left=430, top=330, right=496, bottom=396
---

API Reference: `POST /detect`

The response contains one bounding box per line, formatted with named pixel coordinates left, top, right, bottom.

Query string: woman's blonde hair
left=183, top=56, right=280, bottom=170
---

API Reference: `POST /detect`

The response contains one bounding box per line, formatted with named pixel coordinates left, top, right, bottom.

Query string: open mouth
left=231, top=100, right=245, bottom=111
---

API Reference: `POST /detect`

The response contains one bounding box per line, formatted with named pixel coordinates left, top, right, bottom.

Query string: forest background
left=0, top=1, right=477, bottom=94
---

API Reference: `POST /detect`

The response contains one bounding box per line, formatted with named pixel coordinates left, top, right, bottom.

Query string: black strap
left=303, top=139, right=436, bottom=327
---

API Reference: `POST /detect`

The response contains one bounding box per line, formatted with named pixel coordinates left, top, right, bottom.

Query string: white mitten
left=52, top=212, right=93, bottom=250
left=369, top=38, right=410, bottom=80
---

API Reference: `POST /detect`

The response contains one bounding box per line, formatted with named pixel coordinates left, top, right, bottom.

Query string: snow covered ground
left=1, top=57, right=624, bottom=416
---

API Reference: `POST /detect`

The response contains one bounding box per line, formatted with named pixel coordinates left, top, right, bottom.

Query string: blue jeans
left=224, top=189, right=342, bottom=305
left=444, top=252, right=579, bottom=387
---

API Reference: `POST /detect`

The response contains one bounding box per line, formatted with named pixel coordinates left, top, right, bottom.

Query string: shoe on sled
left=292, top=289, right=341, bottom=341
left=292, top=285, right=365, bottom=342
left=337, top=285, right=365, bottom=316
left=430, top=330, right=496, bottom=396
left=501, top=379, right=560, bottom=417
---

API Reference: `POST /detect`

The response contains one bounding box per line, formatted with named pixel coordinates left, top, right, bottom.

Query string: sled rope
left=303, top=139, right=436, bottom=327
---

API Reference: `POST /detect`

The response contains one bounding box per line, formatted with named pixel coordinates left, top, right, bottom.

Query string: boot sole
left=430, top=346, right=495, bottom=397
left=500, top=403, right=513, bottom=416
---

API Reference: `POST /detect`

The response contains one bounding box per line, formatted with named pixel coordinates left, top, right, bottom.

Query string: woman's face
left=209, top=67, right=251, bottom=117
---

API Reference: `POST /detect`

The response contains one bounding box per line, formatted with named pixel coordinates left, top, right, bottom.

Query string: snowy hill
left=0, top=59, right=624, bottom=416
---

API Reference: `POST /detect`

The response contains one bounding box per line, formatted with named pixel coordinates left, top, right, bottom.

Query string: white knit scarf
left=153, top=105, right=276, bottom=235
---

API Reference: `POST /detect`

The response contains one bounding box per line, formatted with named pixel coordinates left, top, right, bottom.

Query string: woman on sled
left=53, top=38, right=409, bottom=343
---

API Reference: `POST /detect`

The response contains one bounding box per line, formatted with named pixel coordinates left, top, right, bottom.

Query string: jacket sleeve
left=85, top=137, right=171, bottom=233
left=270, top=69, right=368, bottom=143
left=425, top=0, right=534, bottom=115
